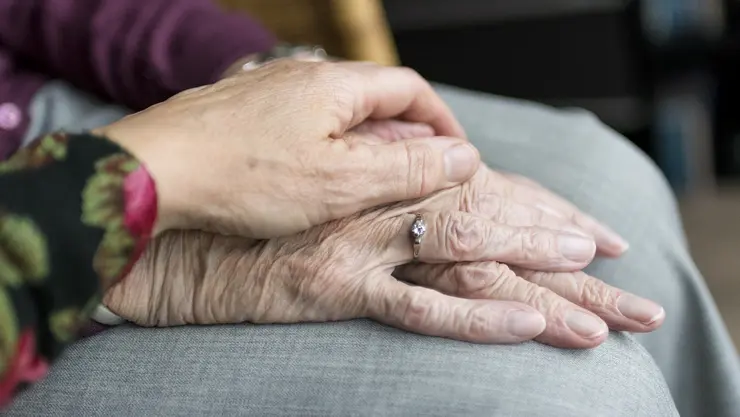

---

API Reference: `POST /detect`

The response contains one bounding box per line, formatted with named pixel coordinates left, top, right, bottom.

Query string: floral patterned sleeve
left=0, top=133, right=157, bottom=406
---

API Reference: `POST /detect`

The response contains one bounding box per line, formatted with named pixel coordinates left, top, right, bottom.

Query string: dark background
left=383, top=0, right=738, bottom=195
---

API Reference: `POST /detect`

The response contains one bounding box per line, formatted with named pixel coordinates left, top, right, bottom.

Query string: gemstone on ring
left=410, top=214, right=426, bottom=243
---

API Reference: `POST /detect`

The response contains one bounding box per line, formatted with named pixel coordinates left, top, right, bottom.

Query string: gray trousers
left=4, top=81, right=739, bottom=417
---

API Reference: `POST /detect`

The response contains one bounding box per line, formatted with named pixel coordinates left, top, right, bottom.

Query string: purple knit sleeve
left=0, top=0, right=276, bottom=111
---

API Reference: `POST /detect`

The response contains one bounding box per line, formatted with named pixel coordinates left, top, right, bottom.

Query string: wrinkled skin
left=106, top=165, right=663, bottom=349
left=98, top=60, right=480, bottom=238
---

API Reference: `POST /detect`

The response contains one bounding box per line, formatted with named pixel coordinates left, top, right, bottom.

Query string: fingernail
left=596, top=224, right=630, bottom=254
left=505, top=310, right=546, bottom=338
left=443, top=144, right=478, bottom=182
left=558, top=234, right=596, bottom=262
left=565, top=310, right=607, bottom=339
left=617, top=294, right=665, bottom=325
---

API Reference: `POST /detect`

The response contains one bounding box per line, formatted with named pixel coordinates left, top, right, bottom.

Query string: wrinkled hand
left=106, top=168, right=662, bottom=349
left=486, top=170, right=629, bottom=257
left=96, top=60, right=478, bottom=238
left=353, top=121, right=629, bottom=257
left=425, top=167, right=630, bottom=257
left=355, top=123, right=658, bottom=347
left=385, top=165, right=661, bottom=348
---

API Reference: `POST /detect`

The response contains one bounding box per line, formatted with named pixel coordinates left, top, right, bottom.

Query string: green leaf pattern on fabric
left=49, top=308, right=80, bottom=344
left=0, top=249, right=22, bottom=287
left=1, top=132, right=155, bottom=403
left=81, top=154, right=140, bottom=285
left=0, top=287, right=19, bottom=380
left=49, top=292, right=101, bottom=343
left=0, top=133, right=69, bottom=174
left=0, top=214, right=50, bottom=286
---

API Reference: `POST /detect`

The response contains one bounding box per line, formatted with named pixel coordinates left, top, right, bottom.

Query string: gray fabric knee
left=2, top=322, right=678, bottom=417
left=434, top=84, right=684, bottom=241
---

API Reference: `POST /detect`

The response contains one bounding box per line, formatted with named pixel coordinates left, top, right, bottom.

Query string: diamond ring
left=410, top=214, right=426, bottom=259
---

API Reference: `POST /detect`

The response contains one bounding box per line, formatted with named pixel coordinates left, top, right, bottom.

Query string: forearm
left=104, top=229, right=262, bottom=327
left=0, top=132, right=157, bottom=406
left=0, top=0, right=276, bottom=110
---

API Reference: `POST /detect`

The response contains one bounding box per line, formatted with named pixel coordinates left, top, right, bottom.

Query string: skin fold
left=106, top=165, right=663, bottom=350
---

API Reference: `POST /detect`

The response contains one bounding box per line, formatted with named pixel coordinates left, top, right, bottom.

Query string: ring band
left=410, top=213, right=426, bottom=259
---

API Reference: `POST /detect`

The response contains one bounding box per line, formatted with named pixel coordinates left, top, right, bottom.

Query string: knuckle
left=465, top=304, right=495, bottom=339
left=398, top=288, right=435, bottom=329
left=292, top=62, right=356, bottom=120
left=393, top=66, right=435, bottom=98
left=577, top=275, right=614, bottom=309
left=395, top=66, right=424, bottom=82
left=405, top=142, right=440, bottom=198
left=471, top=194, right=505, bottom=220
left=452, top=264, right=487, bottom=295
left=327, top=81, right=357, bottom=123
left=522, top=285, right=561, bottom=315
left=516, top=269, right=547, bottom=285
left=520, top=228, right=556, bottom=259
left=444, top=213, right=483, bottom=259
left=453, top=263, right=512, bottom=297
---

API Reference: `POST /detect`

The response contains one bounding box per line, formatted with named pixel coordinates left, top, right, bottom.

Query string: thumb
left=354, top=137, right=480, bottom=204
left=349, top=120, right=435, bottom=143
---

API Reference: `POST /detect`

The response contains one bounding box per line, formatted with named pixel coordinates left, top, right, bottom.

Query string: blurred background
left=220, top=0, right=739, bottom=349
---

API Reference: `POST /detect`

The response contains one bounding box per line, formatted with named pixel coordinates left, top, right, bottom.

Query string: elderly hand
left=105, top=168, right=662, bottom=349
left=95, top=60, right=477, bottom=238
left=383, top=165, right=660, bottom=348
left=425, top=167, right=630, bottom=257
left=354, top=122, right=630, bottom=257
left=489, top=171, right=629, bottom=257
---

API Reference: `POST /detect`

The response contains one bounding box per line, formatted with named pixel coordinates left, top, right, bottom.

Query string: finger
left=348, top=120, right=435, bottom=143
left=467, top=193, right=591, bottom=236
left=364, top=274, right=545, bottom=344
left=384, top=211, right=596, bottom=271
left=495, top=172, right=629, bottom=257
left=336, top=62, right=466, bottom=138
left=396, top=262, right=609, bottom=348
left=344, top=137, right=480, bottom=205
left=511, top=268, right=665, bottom=332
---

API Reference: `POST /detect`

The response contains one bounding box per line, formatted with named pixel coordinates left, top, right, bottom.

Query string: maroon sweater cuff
left=160, top=8, right=277, bottom=91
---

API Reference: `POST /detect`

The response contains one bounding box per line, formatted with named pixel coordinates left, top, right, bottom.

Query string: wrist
left=222, top=43, right=328, bottom=78
left=102, top=231, right=205, bottom=327
left=91, top=126, right=176, bottom=235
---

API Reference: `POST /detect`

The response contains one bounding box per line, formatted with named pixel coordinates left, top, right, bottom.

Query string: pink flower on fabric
left=0, top=330, right=50, bottom=407
left=122, top=164, right=158, bottom=239
left=117, top=163, right=158, bottom=281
